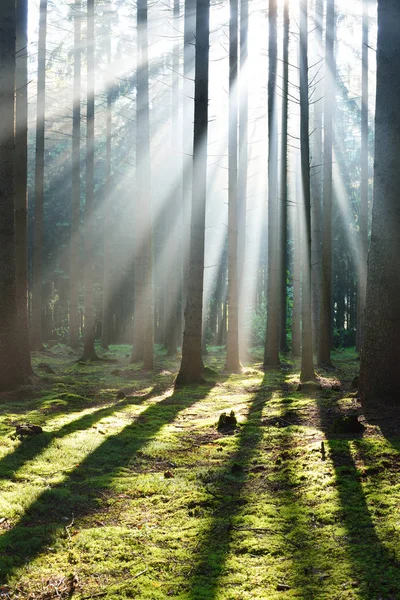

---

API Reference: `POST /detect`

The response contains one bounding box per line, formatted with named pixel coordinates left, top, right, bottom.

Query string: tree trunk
left=279, top=0, right=290, bottom=353
left=359, top=1, right=400, bottom=402
left=31, top=0, right=48, bottom=350
left=291, top=178, right=301, bottom=359
left=300, top=0, right=316, bottom=382
left=69, top=0, right=82, bottom=349
left=356, top=0, right=369, bottom=353
left=175, top=0, right=210, bottom=386
left=101, top=11, right=113, bottom=351
left=238, top=0, right=248, bottom=360
left=82, top=0, right=98, bottom=361
left=311, top=0, right=323, bottom=351
left=226, top=0, right=241, bottom=372
left=318, top=0, right=335, bottom=368
left=15, top=0, right=33, bottom=375
left=131, top=0, right=154, bottom=369
left=165, top=0, right=181, bottom=357
left=0, top=0, right=29, bottom=391
left=264, top=0, right=280, bottom=368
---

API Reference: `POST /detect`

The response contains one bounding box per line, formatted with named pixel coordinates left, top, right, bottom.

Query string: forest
left=0, top=0, right=400, bottom=597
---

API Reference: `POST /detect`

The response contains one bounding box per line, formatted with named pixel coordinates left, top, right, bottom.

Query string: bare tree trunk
left=279, top=0, right=290, bottom=353
left=181, top=0, right=196, bottom=336
left=311, top=0, right=323, bottom=351
left=359, top=0, right=400, bottom=403
left=31, top=0, right=47, bottom=350
left=264, top=0, right=280, bottom=368
left=131, top=0, right=154, bottom=369
left=101, top=9, right=113, bottom=351
left=300, top=0, right=316, bottom=382
left=176, top=0, right=210, bottom=386
left=357, top=0, right=369, bottom=353
left=238, top=0, right=248, bottom=359
left=15, top=0, right=33, bottom=375
left=82, top=0, right=99, bottom=361
left=318, top=0, right=335, bottom=368
left=69, top=0, right=81, bottom=349
left=0, top=0, right=28, bottom=390
left=226, top=0, right=241, bottom=372
left=292, top=172, right=301, bottom=359
left=165, top=0, right=181, bottom=357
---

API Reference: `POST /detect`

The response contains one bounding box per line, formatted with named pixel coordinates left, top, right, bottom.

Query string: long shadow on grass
left=0, top=381, right=218, bottom=583
left=317, top=396, right=400, bottom=598
left=0, top=387, right=160, bottom=482
left=187, top=375, right=274, bottom=599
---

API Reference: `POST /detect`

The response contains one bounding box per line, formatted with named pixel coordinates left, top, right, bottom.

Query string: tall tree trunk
left=359, top=0, right=400, bottom=403
left=279, top=0, right=290, bottom=353
left=101, top=11, right=113, bottom=351
left=356, top=0, right=369, bottom=353
left=82, top=0, right=98, bottom=361
left=175, top=0, right=210, bottom=386
left=318, top=0, right=335, bottom=368
left=300, top=0, right=316, bottom=382
left=165, top=0, right=181, bottom=357
left=181, top=0, right=196, bottom=337
left=15, top=0, right=33, bottom=375
left=311, top=0, right=323, bottom=351
left=131, top=0, right=154, bottom=369
left=226, top=0, right=241, bottom=372
left=69, top=0, right=82, bottom=349
left=238, top=0, right=248, bottom=359
left=31, top=0, right=47, bottom=350
left=292, top=173, right=301, bottom=359
left=264, top=0, right=280, bottom=368
left=0, top=0, right=28, bottom=390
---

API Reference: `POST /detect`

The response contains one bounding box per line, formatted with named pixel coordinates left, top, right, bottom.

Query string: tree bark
left=356, top=0, right=369, bottom=353
left=31, top=0, right=48, bottom=351
left=82, top=0, right=99, bottom=361
left=318, top=0, right=335, bottom=368
left=15, top=0, right=33, bottom=375
left=131, top=0, right=154, bottom=369
left=175, top=0, right=210, bottom=386
left=264, top=0, right=280, bottom=368
left=359, top=0, right=400, bottom=403
left=226, top=0, right=241, bottom=372
left=300, top=0, right=316, bottom=382
left=279, top=0, right=290, bottom=353
left=0, top=0, right=29, bottom=391
left=69, top=0, right=82, bottom=349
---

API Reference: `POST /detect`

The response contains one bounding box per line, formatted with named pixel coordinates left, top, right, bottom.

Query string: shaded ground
left=0, top=345, right=399, bottom=599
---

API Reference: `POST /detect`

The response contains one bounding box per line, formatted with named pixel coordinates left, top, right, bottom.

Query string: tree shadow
left=316, top=394, right=400, bottom=598
left=186, top=375, right=273, bottom=599
left=0, top=381, right=218, bottom=584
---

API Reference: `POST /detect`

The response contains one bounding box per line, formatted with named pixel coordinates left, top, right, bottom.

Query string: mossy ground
left=0, top=345, right=400, bottom=599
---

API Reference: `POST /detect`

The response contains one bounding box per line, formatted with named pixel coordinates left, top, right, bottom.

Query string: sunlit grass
left=1, top=346, right=400, bottom=598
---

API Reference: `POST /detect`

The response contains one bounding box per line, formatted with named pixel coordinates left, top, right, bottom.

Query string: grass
left=0, top=345, right=399, bottom=598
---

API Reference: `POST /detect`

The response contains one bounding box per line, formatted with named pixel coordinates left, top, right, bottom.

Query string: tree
left=69, top=0, right=82, bottom=349
left=356, top=0, right=369, bottom=352
left=300, top=0, right=316, bottom=382
left=131, top=0, right=154, bottom=369
left=0, top=0, right=29, bottom=391
left=82, top=0, right=99, bottom=361
left=15, top=0, right=33, bottom=375
left=279, top=0, right=290, bottom=353
left=175, top=0, right=210, bottom=385
left=238, top=0, right=249, bottom=359
left=31, top=0, right=48, bottom=350
left=225, top=0, right=241, bottom=373
left=318, top=0, right=335, bottom=368
left=264, top=0, right=280, bottom=368
left=359, top=0, right=400, bottom=403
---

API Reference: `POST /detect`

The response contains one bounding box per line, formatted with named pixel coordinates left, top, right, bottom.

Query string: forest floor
left=0, top=345, right=400, bottom=600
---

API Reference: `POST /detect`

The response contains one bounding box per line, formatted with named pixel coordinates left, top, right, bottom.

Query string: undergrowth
left=0, top=345, right=399, bottom=599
